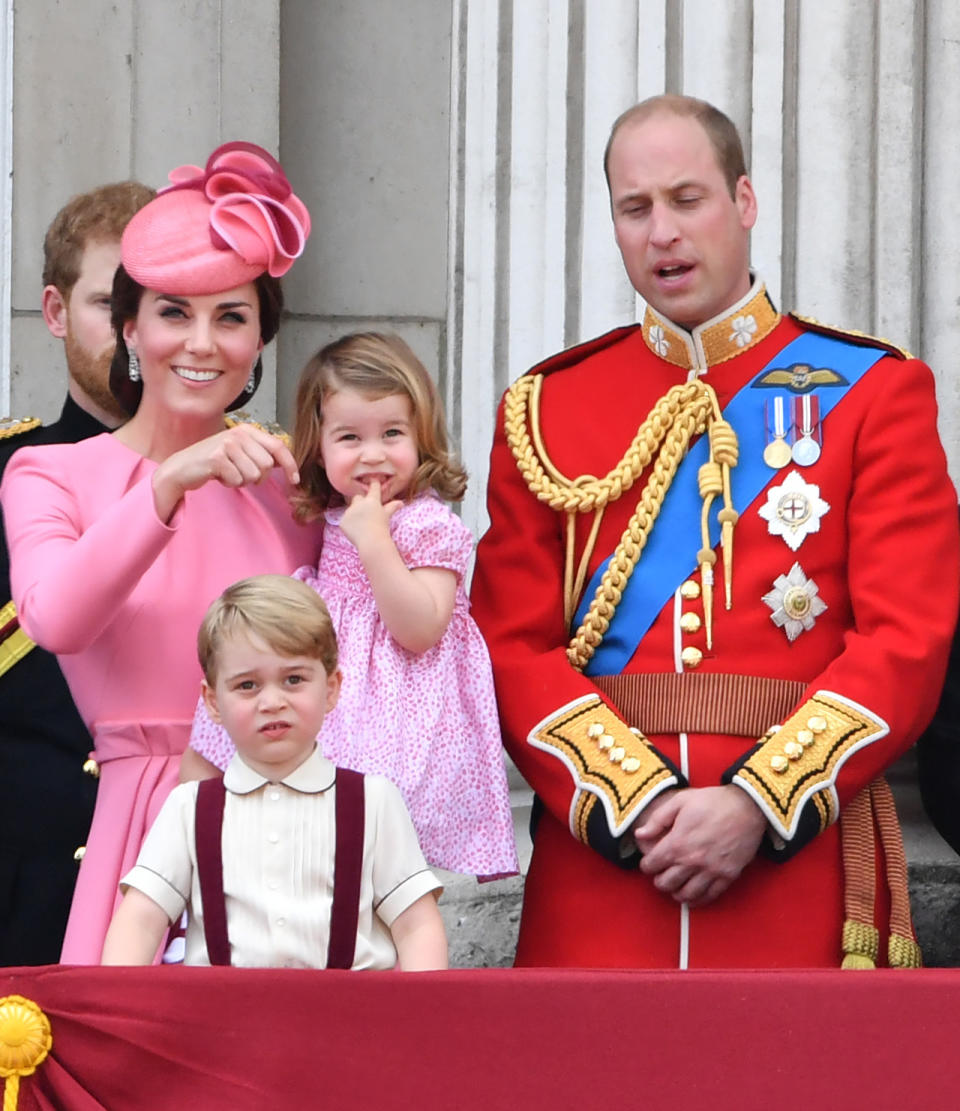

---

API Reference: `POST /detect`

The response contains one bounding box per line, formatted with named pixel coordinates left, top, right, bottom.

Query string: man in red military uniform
left=471, top=95, right=959, bottom=969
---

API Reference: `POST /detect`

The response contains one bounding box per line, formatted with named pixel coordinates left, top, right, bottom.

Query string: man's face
left=607, top=112, right=757, bottom=331
left=57, top=239, right=126, bottom=421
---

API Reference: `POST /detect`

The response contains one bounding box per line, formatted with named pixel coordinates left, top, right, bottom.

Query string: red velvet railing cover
left=2, top=965, right=959, bottom=1110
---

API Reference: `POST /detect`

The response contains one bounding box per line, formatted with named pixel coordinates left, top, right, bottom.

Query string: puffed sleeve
left=391, top=496, right=474, bottom=578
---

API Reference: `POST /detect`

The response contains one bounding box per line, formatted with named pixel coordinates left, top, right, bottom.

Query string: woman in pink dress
left=1, top=142, right=316, bottom=963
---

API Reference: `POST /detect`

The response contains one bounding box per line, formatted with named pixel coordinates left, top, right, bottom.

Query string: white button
left=268, top=832, right=279, bottom=844
left=276, top=917, right=286, bottom=927
left=270, top=790, right=281, bottom=802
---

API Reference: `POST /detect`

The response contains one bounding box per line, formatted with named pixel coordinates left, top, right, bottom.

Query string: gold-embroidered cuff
left=732, top=691, right=888, bottom=842
left=529, top=695, right=679, bottom=838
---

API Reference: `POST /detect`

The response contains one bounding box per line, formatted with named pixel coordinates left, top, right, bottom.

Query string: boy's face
left=202, top=631, right=340, bottom=781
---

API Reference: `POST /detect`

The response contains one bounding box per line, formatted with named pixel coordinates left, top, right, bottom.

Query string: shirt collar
left=224, top=744, right=337, bottom=795
left=640, top=276, right=780, bottom=372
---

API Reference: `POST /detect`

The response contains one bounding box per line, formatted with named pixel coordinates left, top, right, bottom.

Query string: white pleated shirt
left=122, top=746, right=441, bottom=969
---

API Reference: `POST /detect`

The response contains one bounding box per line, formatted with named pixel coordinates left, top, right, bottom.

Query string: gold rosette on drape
left=0, top=995, right=52, bottom=1110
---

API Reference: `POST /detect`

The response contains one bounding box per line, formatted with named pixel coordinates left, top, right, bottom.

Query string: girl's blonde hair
left=292, top=332, right=467, bottom=522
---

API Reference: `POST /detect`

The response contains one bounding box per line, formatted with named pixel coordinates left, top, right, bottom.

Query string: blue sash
left=573, top=332, right=886, bottom=676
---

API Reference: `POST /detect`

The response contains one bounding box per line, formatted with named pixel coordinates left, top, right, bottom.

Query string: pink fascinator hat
left=121, top=140, right=311, bottom=294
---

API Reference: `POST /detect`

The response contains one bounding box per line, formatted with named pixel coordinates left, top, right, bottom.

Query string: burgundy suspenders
left=194, top=767, right=366, bottom=968
left=326, top=767, right=365, bottom=969
left=196, top=776, right=230, bottom=966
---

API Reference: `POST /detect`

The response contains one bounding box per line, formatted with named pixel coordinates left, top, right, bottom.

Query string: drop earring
left=245, top=360, right=258, bottom=394
left=128, top=349, right=141, bottom=383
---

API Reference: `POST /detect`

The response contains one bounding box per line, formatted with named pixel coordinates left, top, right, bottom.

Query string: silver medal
left=762, top=562, right=828, bottom=642
left=791, top=395, right=822, bottom=466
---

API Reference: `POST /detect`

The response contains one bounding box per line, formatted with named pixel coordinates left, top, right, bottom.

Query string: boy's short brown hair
left=198, top=575, right=338, bottom=684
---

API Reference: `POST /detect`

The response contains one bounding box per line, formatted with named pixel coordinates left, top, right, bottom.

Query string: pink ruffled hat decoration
left=121, top=141, right=311, bottom=294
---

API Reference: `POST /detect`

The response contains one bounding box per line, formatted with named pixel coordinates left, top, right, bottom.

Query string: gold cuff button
left=681, top=646, right=703, bottom=669
left=770, top=755, right=789, bottom=774
left=807, top=716, right=828, bottom=734
left=82, top=758, right=100, bottom=778
left=609, top=746, right=625, bottom=764
left=73, top=846, right=86, bottom=862
left=783, top=741, right=803, bottom=760
left=679, top=612, right=702, bottom=634
left=621, top=756, right=641, bottom=774
left=597, top=733, right=614, bottom=750
left=680, top=580, right=701, bottom=600
left=587, top=723, right=605, bottom=739
left=797, top=729, right=815, bottom=748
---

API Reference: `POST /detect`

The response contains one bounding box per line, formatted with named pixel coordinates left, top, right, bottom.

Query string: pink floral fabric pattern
left=190, top=493, right=518, bottom=878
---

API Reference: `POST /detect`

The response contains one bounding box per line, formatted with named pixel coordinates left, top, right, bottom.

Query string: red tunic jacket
left=472, top=283, right=959, bottom=968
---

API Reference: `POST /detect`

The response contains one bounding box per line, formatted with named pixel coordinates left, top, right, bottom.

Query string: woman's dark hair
left=108, top=264, right=284, bottom=416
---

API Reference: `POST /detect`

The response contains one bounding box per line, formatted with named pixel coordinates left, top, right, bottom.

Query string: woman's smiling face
left=122, top=283, right=263, bottom=419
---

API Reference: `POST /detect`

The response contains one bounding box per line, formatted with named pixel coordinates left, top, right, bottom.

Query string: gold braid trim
left=839, top=778, right=922, bottom=969
left=872, top=778, right=923, bottom=968
left=734, top=693, right=887, bottom=841
left=573, top=790, right=596, bottom=844
left=530, top=695, right=677, bottom=836
left=841, top=920, right=880, bottom=970
left=505, top=374, right=738, bottom=671
left=841, top=787, right=878, bottom=969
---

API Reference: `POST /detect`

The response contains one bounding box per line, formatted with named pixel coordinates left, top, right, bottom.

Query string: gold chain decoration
left=505, top=373, right=738, bottom=670
left=0, top=995, right=52, bottom=1111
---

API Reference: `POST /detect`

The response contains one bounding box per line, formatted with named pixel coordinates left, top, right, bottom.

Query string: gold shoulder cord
left=505, top=374, right=739, bottom=671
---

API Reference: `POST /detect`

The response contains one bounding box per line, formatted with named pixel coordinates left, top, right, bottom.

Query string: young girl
left=186, top=332, right=518, bottom=879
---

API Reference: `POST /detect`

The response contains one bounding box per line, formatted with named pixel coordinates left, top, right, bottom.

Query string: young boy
left=102, top=575, right=447, bottom=970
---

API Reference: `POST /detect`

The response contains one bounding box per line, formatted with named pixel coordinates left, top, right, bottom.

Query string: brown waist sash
left=592, top=672, right=806, bottom=737
left=195, top=768, right=366, bottom=969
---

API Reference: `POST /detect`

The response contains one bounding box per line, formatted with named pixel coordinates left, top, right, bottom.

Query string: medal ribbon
left=573, top=331, right=886, bottom=675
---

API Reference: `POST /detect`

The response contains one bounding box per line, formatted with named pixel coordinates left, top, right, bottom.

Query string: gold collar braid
left=505, top=373, right=738, bottom=671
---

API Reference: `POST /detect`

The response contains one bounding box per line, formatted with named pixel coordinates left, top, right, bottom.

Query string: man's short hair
left=198, top=575, right=339, bottom=684
left=604, top=94, right=747, bottom=198
left=42, top=181, right=156, bottom=297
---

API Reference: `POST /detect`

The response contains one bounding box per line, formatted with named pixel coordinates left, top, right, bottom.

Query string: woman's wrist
left=151, top=466, right=185, bottom=524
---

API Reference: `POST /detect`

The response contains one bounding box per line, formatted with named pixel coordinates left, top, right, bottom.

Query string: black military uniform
left=0, top=396, right=106, bottom=965
left=916, top=506, right=960, bottom=856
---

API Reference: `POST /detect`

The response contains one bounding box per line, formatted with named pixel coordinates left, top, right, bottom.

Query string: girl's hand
left=152, top=425, right=300, bottom=522
left=339, top=480, right=402, bottom=551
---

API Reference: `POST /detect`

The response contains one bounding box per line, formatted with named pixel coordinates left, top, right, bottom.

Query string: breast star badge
left=758, top=470, right=830, bottom=552
left=762, top=563, right=828, bottom=642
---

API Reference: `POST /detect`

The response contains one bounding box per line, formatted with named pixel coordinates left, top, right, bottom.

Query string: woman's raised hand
left=151, top=424, right=300, bottom=522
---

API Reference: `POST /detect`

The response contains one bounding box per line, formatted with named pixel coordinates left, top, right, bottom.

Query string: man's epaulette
left=224, top=410, right=292, bottom=448
left=789, top=313, right=912, bottom=360
left=524, top=324, right=642, bottom=381
left=0, top=416, right=42, bottom=440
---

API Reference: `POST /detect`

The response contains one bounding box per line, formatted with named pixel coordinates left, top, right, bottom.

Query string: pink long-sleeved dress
left=1, top=433, right=318, bottom=964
